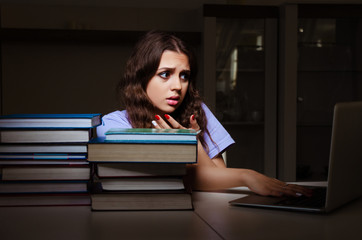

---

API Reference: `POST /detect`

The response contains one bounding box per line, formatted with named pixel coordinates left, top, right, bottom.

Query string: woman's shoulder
left=201, top=102, right=213, bottom=116
left=201, top=103, right=219, bottom=124
left=102, top=110, right=131, bottom=125
left=103, top=110, right=127, bottom=120
left=97, top=110, right=132, bottom=137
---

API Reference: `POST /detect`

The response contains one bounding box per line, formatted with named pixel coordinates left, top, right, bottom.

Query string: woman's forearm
left=186, top=141, right=251, bottom=191
left=186, top=164, right=251, bottom=190
left=186, top=142, right=313, bottom=197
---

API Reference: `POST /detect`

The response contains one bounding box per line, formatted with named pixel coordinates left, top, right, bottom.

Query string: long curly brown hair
left=118, top=30, right=210, bottom=150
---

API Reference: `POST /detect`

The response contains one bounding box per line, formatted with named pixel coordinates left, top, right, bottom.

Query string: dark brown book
left=88, top=138, right=197, bottom=163
left=89, top=182, right=193, bottom=211
left=0, top=193, right=91, bottom=207
left=91, top=191, right=193, bottom=211
left=0, top=181, right=88, bottom=194
left=1, top=165, right=90, bottom=181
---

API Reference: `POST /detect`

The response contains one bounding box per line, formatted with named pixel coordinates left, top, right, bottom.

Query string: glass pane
left=215, top=18, right=265, bottom=123
left=297, top=18, right=362, bottom=180
left=215, top=18, right=265, bottom=172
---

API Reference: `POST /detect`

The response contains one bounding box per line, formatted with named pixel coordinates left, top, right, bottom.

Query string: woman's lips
left=167, top=96, right=180, bottom=106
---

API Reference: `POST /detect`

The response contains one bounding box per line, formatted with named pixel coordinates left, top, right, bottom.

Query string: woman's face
left=146, top=50, right=190, bottom=115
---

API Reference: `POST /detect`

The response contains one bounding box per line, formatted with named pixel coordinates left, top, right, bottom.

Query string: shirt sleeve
left=202, top=103, right=235, bottom=159
left=96, top=110, right=132, bottom=137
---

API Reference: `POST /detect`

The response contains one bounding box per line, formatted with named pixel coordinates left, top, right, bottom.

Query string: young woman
left=97, top=30, right=312, bottom=197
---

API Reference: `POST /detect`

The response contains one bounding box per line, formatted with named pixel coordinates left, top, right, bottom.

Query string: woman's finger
left=287, top=184, right=313, bottom=197
left=153, top=115, right=171, bottom=129
left=151, top=120, right=161, bottom=129
left=189, top=114, right=200, bottom=131
left=164, top=114, right=185, bottom=129
left=277, top=183, right=313, bottom=197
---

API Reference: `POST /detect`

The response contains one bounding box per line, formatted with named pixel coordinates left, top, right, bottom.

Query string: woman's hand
left=152, top=114, right=199, bottom=132
left=243, top=169, right=313, bottom=197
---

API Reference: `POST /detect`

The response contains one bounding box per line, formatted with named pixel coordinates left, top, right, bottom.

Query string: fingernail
left=155, top=115, right=160, bottom=120
left=164, top=114, right=170, bottom=119
left=296, top=193, right=302, bottom=197
left=151, top=120, right=158, bottom=127
left=191, top=115, right=195, bottom=120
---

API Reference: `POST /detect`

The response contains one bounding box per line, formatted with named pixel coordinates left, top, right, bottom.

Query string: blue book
left=0, top=113, right=101, bottom=128
left=0, top=153, right=87, bottom=160
left=104, top=128, right=198, bottom=144
left=0, top=160, right=89, bottom=165
left=0, top=143, right=88, bottom=153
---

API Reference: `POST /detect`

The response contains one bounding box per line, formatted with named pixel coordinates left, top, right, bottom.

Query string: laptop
left=229, top=101, right=362, bottom=213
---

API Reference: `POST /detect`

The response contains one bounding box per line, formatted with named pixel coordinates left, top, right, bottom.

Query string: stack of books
left=0, top=113, right=101, bottom=206
left=87, top=128, right=198, bottom=210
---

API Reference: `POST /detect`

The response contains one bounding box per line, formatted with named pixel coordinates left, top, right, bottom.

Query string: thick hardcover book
left=91, top=191, right=193, bottom=211
left=0, top=180, right=89, bottom=194
left=96, top=163, right=187, bottom=177
left=105, top=128, right=198, bottom=144
left=88, top=137, right=197, bottom=163
left=0, top=113, right=101, bottom=128
left=0, top=143, right=87, bottom=153
left=0, top=193, right=91, bottom=207
left=99, top=177, right=185, bottom=191
left=0, top=129, right=92, bottom=143
left=1, top=166, right=90, bottom=181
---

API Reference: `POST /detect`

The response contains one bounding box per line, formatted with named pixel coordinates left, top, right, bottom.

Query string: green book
left=104, top=128, right=198, bottom=144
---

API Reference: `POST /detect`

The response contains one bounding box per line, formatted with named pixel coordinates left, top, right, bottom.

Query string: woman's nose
left=170, top=77, right=182, bottom=90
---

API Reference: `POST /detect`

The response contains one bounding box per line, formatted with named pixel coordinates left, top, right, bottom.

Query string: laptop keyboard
left=275, top=187, right=327, bottom=208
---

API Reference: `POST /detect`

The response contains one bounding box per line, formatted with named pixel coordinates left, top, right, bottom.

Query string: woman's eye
left=180, top=72, right=190, bottom=81
left=159, top=71, right=170, bottom=79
